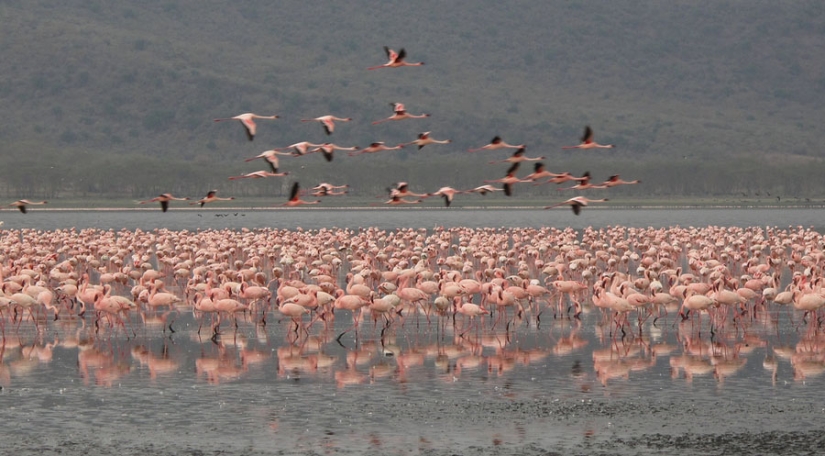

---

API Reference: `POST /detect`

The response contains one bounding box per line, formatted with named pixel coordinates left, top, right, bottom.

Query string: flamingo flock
left=7, top=45, right=638, bottom=213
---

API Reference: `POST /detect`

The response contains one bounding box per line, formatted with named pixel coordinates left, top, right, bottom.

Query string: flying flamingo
left=309, top=143, right=360, bottom=162
left=404, top=132, right=451, bottom=150
left=601, top=175, right=641, bottom=187
left=544, top=196, right=609, bottom=215
left=558, top=172, right=606, bottom=191
left=213, top=113, right=279, bottom=141
left=484, top=163, right=532, bottom=196
left=348, top=142, right=404, bottom=156
left=283, top=182, right=321, bottom=207
left=523, top=163, right=566, bottom=182
left=10, top=200, right=47, bottom=213
left=533, top=170, right=590, bottom=186
left=312, top=183, right=348, bottom=197
left=390, top=182, right=428, bottom=198
left=468, top=136, right=524, bottom=153
left=228, top=170, right=290, bottom=180
left=244, top=149, right=294, bottom=173
left=367, top=47, right=424, bottom=70
left=300, top=115, right=352, bottom=135
left=467, top=185, right=504, bottom=196
left=488, top=147, right=544, bottom=164
left=276, top=141, right=324, bottom=156
left=192, top=190, right=234, bottom=207
left=562, top=126, right=615, bottom=150
left=428, top=187, right=465, bottom=207
left=383, top=195, right=423, bottom=205
left=372, top=103, right=430, bottom=125
left=139, top=194, right=189, bottom=212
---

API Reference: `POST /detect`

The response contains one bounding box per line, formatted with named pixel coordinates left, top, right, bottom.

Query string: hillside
left=1, top=1, right=824, bottom=201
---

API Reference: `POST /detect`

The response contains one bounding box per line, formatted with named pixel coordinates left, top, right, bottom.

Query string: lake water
left=1, top=208, right=824, bottom=455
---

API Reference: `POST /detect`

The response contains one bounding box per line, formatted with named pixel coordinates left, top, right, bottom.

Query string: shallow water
left=2, top=209, right=825, bottom=455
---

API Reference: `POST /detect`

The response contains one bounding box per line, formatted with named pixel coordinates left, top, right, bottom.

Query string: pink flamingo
left=428, top=186, right=465, bottom=207
left=10, top=200, right=47, bottom=213
left=214, top=113, right=279, bottom=141
left=557, top=172, right=607, bottom=191
left=405, top=132, right=451, bottom=150
left=309, top=143, right=359, bottom=162
left=544, top=196, right=609, bottom=215
left=562, top=126, right=615, bottom=150
left=139, top=193, right=189, bottom=212
left=483, top=163, right=532, bottom=196
left=372, top=103, right=430, bottom=125
left=276, top=141, right=324, bottom=156
left=244, top=149, right=294, bottom=173
left=390, top=182, right=429, bottom=198
left=383, top=195, right=423, bottom=205
left=283, top=182, right=321, bottom=207
left=301, top=115, right=352, bottom=135
left=228, top=170, right=289, bottom=180
left=467, top=185, right=503, bottom=196
left=312, top=183, right=348, bottom=197
left=533, top=170, right=589, bottom=186
left=367, top=47, right=424, bottom=70
left=348, top=142, right=404, bottom=156
left=468, top=136, right=524, bottom=153
left=192, top=190, right=234, bottom=207
left=488, top=147, right=544, bottom=164
left=601, top=175, right=641, bottom=187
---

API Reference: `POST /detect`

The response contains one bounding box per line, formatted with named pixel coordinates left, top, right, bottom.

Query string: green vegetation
left=1, top=1, right=824, bottom=205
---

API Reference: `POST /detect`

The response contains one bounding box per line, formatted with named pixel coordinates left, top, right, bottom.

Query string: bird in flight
left=488, top=147, right=544, bottom=165
left=557, top=172, right=606, bottom=191
left=600, top=175, right=641, bottom=187
left=367, top=47, right=424, bottom=70
left=283, top=182, right=321, bottom=207
left=348, top=142, right=404, bottom=156
left=10, top=199, right=47, bottom=214
left=562, top=126, right=615, bottom=150
left=309, top=143, right=360, bottom=162
left=428, top=187, right=465, bottom=207
left=214, top=113, right=279, bottom=141
left=139, top=193, right=189, bottom=212
left=244, top=149, right=294, bottom=173
left=301, top=115, right=352, bottom=135
left=228, top=170, right=290, bottom=180
left=483, top=163, right=532, bottom=196
left=468, top=136, right=524, bottom=153
left=192, top=190, right=234, bottom=207
left=404, top=132, right=451, bottom=150
left=276, top=141, right=325, bottom=156
left=467, top=185, right=503, bottom=196
left=544, top=196, right=609, bottom=215
left=372, top=103, right=430, bottom=125
left=312, top=183, right=349, bottom=197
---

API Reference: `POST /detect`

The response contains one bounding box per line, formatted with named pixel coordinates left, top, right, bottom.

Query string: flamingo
left=390, top=182, right=428, bottom=198
left=372, top=103, right=430, bottom=125
left=228, top=170, right=290, bottom=180
left=483, top=163, right=532, bottom=196
left=348, top=142, right=404, bottom=156
left=300, top=115, right=352, bottom=135
left=562, top=126, right=615, bottom=150
left=467, top=185, right=503, bottom=196
left=192, top=190, right=234, bottom=207
left=276, top=141, right=325, bottom=156
left=468, top=136, right=524, bottom=153
left=10, top=200, right=47, bottom=213
left=312, top=183, right=348, bottom=197
left=533, top=170, right=589, bottom=186
left=523, top=163, right=565, bottom=182
left=383, top=195, right=423, bottom=205
left=367, top=47, right=424, bottom=70
left=544, top=196, right=609, bottom=215
left=558, top=172, right=606, bottom=191
left=404, top=132, right=451, bottom=150
left=428, top=187, right=465, bottom=207
left=309, top=143, right=359, bottom=162
left=244, top=149, right=294, bottom=173
left=283, top=182, right=320, bottom=207
left=601, top=175, right=641, bottom=187
left=488, top=147, right=544, bottom=165
left=213, top=113, right=279, bottom=141
left=139, top=193, right=189, bottom=212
